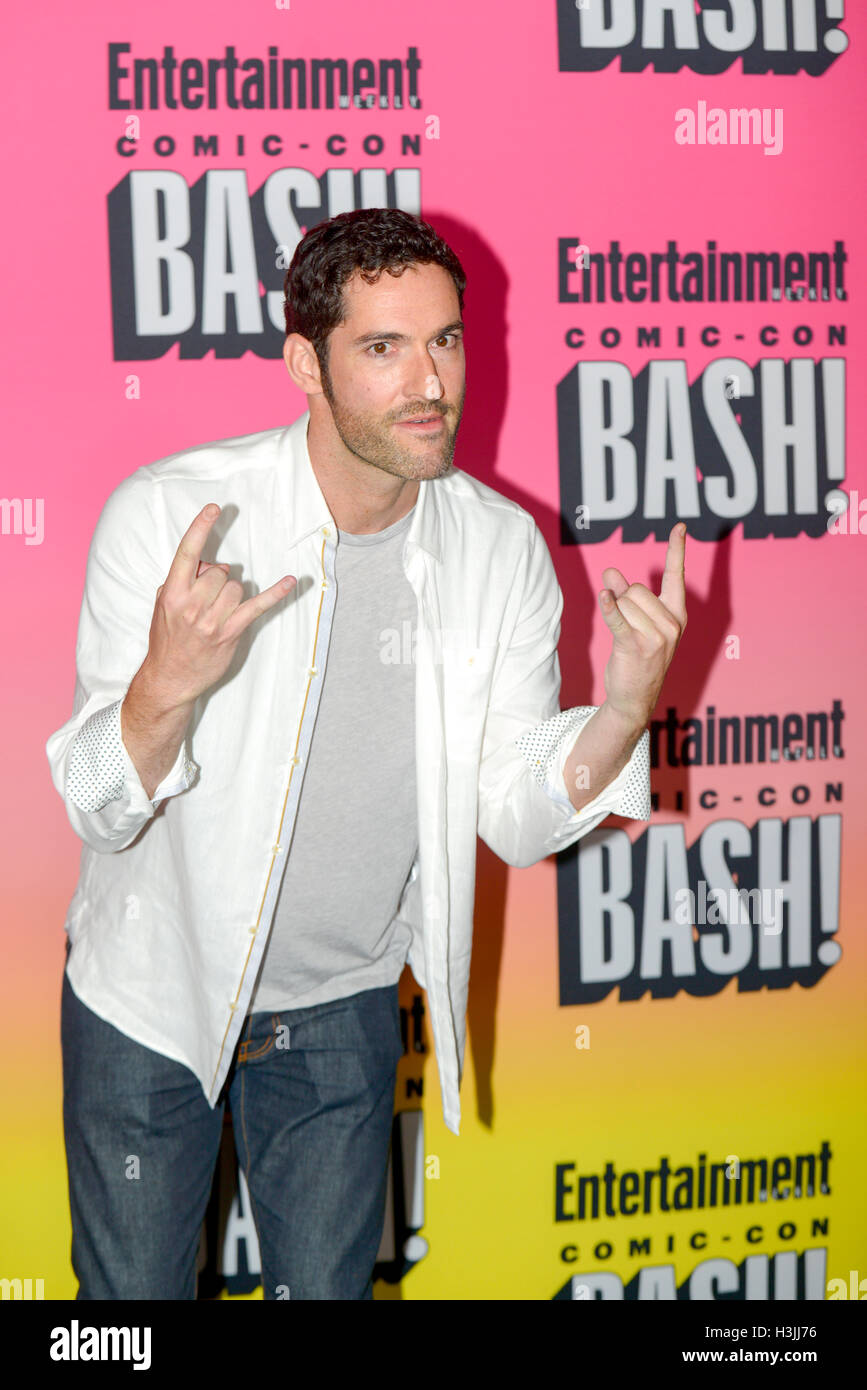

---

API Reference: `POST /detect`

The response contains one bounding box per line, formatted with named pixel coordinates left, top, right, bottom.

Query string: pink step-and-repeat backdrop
left=2, top=0, right=864, bottom=1301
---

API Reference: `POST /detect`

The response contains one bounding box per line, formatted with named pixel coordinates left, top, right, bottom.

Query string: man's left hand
left=597, top=521, right=688, bottom=729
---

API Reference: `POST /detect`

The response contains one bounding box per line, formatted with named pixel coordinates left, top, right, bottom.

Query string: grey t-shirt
left=247, top=503, right=418, bottom=1015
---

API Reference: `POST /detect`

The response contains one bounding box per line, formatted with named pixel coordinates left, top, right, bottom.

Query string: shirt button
left=309, top=666, right=318, bottom=676
left=273, top=843, right=282, bottom=854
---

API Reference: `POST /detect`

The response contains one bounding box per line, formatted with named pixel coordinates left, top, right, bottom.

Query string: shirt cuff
left=516, top=706, right=651, bottom=822
left=67, top=698, right=197, bottom=814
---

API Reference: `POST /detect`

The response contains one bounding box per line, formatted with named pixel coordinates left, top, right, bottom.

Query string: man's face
left=315, top=261, right=465, bottom=481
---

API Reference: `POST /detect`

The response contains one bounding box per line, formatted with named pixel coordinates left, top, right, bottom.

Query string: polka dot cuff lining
left=67, top=698, right=197, bottom=813
left=515, top=706, right=651, bottom=821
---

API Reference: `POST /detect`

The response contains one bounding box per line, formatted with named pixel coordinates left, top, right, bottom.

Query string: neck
left=306, top=412, right=419, bottom=535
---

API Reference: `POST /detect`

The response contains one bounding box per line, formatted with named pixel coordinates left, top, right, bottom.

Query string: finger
left=601, top=566, right=629, bottom=599
left=598, top=588, right=633, bottom=638
left=165, top=504, right=222, bottom=591
left=193, top=563, right=235, bottom=611
left=207, top=575, right=246, bottom=623
left=615, top=582, right=682, bottom=640
left=601, top=590, right=662, bottom=644
left=223, top=574, right=297, bottom=640
left=659, top=522, right=687, bottom=622
left=196, top=561, right=231, bottom=577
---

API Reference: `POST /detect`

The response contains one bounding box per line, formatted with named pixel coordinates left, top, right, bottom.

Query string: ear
left=283, top=333, right=325, bottom=395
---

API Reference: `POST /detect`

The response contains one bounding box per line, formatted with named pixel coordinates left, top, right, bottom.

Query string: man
left=46, top=208, right=686, bottom=1301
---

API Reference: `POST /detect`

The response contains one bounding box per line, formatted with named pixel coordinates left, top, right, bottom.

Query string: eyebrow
left=351, top=320, right=465, bottom=347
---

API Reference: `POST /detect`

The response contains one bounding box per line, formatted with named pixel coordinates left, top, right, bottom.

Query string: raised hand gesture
left=598, top=521, right=687, bottom=728
left=144, top=503, right=297, bottom=707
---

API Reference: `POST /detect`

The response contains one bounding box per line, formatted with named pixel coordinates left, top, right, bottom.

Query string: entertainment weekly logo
left=551, top=1140, right=833, bottom=1300
left=557, top=0, right=849, bottom=75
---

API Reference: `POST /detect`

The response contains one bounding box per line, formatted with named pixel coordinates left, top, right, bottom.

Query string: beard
left=319, top=359, right=464, bottom=481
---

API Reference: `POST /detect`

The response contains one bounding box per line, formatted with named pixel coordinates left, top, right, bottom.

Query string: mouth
left=395, top=415, right=446, bottom=433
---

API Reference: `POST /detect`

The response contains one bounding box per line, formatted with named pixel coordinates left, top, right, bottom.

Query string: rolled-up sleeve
left=66, top=696, right=196, bottom=814
left=476, top=518, right=651, bottom=869
left=45, top=473, right=198, bottom=853
left=516, top=706, right=651, bottom=821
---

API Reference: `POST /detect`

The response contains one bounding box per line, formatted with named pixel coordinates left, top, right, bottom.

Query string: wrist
left=128, top=661, right=197, bottom=722
left=600, top=697, right=649, bottom=738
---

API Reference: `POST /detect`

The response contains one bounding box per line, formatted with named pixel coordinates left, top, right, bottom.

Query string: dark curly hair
left=283, top=208, right=466, bottom=381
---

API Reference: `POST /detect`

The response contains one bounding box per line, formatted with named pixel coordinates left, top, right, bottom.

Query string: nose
left=403, top=345, right=444, bottom=405
left=423, top=372, right=444, bottom=402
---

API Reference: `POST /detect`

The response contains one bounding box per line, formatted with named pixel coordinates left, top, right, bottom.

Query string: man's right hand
left=141, top=503, right=297, bottom=709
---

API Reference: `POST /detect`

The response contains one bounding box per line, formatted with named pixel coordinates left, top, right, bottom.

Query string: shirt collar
left=280, top=409, right=442, bottom=561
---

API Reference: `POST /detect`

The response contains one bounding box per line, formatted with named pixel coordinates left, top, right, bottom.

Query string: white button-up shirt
left=46, top=410, right=650, bottom=1135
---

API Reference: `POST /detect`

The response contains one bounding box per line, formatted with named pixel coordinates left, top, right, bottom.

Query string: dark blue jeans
left=60, top=965, right=403, bottom=1300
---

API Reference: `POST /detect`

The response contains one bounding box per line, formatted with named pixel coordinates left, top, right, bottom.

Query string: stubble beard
left=320, top=360, right=464, bottom=482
